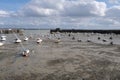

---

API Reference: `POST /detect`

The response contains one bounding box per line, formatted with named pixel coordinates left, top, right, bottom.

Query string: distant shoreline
left=50, top=28, right=120, bottom=34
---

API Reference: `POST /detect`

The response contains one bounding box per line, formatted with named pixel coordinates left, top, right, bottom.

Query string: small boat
left=110, top=41, right=113, bottom=45
left=109, top=37, right=112, bottom=40
left=1, top=36, right=6, bottom=41
left=0, top=42, right=4, bottom=46
left=24, top=37, right=29, bottom=41
left=87, top=39, right=91, bottom=42
left=102, top=39, right=107, bottom=42
left=54, top=38, right=61, bottom=43
left=77, top=39, right=82, bottom=42
left=72, top=36, right=75, bottom=40
left=36, top=38, right=42, bottom=44
left=98, top=37, right=100, bottom=40
left=22, top=49, right=30, bottom=57
left=14, top=38, right=22, bottom=43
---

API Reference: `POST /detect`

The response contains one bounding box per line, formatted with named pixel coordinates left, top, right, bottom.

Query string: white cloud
left=106, top=6, right=120, bottom=17
left=18, top=0, right=107, bottom=17
left=0, top=10, right=10, bottom=17
left=1, top=0, right=120, bottom=29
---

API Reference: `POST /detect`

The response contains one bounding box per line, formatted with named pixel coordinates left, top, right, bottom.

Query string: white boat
left=22, top=49, right=30, bottom=57
left=54, top=38, right=61, bottom=43
left=0, top=42, right=4, bottom=46
left=24, top=37, right=28, bottom=41
left=37, top=38, right=42, bottom=44
left=14, top=38, right=22, bottom=43
left=1, top=36, right=6, bottom=41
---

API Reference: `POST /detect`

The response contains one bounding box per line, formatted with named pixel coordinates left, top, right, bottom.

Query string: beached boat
left=37, top=38, right=42, bottom=44
left=14, top=38, right=22, bottom=43
left=87, top=39, right=91, bottom=42
left=22, top=49, right=30, bottom=57
left=54, top=38, right=61, bottom=43
left=77, top=39, right=82, bottom=42
left=24, top=37, right=29, bottom=41
left=1, top=36, right=6, bottom=41
left=0, top=42, right=4, bottom=46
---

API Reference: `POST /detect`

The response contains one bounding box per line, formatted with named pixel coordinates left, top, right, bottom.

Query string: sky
left=0, top=0, right=120, bottom=29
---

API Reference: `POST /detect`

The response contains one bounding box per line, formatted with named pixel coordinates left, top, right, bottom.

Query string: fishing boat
left=36, top=38, right=42, bottom=44
left=22, top=49, right=30, bottom=57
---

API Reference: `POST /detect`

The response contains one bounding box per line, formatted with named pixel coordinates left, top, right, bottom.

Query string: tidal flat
left=0, top=30, right=120, bottom=80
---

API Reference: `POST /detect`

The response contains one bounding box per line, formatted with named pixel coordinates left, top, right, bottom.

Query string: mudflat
left=0, top=33, right=120, bottom=80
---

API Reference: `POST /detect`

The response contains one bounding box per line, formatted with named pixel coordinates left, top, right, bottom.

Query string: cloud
left=63, top=1, right=106, bottom=17
left=109, top=0, right=120, bottom=4
left=18, top=0, right=107, bottom=17
left=0, top=10, right=10, bottom=17
left=1, top=0, right=120, bottom=29
left=106, top=6, right=120, bottom=17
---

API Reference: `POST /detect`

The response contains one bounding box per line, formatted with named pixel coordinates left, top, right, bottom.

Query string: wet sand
left=0, top=32, right=120, bottom=80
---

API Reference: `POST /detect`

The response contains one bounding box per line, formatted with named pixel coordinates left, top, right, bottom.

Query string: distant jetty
left=0, top=29, right=23, bottom=34
left=50, top=28, right=120, bottom=34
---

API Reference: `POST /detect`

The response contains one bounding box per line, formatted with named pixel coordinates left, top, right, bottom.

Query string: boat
left=22, top=49, right=30, bottom=57
left=24, top=37, right=29, bottom=41
left=1, top=36, right=6, bottom=41
left=87, top=39, right=91, bottom=42
left=77, top=39, right=82, bottom=42
left=54, top=38, right=61, bottom=43
left=14, top=38, right=22, bottom=43
left=0, top=42, right=4, bottom=46
left=36, top=38, right=42, bottom=44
